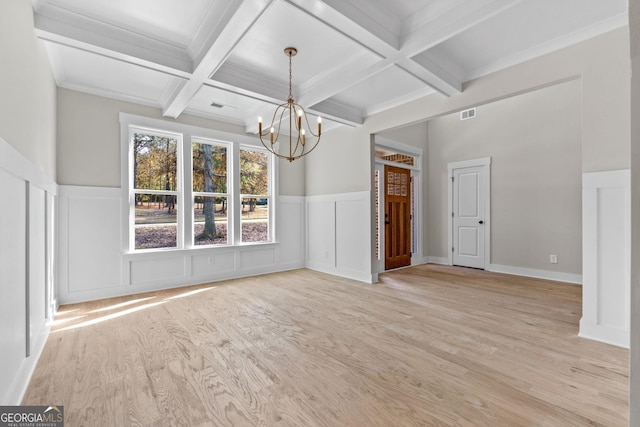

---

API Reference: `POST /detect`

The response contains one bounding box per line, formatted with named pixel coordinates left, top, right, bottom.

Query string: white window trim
left=120, top=113, right=278, bottom=253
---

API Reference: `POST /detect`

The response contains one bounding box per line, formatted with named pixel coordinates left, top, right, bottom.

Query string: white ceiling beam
left=285, top=0, right=462, bottom=100
left=289, top=0, right=522, bottom=103
left=162, top=0, right=276, bottom=119
left=397, top=57, right=462, bottom=96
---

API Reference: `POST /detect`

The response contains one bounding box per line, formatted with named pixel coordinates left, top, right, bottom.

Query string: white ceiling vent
left=460, top=108, right=477, bottom=120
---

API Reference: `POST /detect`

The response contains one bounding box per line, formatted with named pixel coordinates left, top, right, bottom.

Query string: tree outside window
left=240, top=148, right=270, bottom=243
left=127, top=122, right=273, bottom=251
left=193, top=141, right=228, bottom=245
left=132, top=131, right=179, bottom=250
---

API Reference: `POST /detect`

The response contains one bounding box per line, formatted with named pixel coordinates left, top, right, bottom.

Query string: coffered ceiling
left=32, top=0, right=628, bottom=134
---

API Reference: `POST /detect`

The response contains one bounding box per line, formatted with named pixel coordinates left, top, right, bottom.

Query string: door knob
left=479, top=220, right=484, bottom=224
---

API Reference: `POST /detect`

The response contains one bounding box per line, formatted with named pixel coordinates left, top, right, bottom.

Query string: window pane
left=240, top=149, right=268, bottom=196
left=193, top=142, right=227, bottom=193
left=194, top=196, right=228, bottom=245
left=133, top=132, right=178, bottom=191
left=134, top=193, right=178, bottom=249
left=375, top=148, right=415, bottom=166
left=241, top=197, right=268, bottom=243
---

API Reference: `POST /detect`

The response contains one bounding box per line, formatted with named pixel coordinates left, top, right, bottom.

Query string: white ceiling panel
left=32, top=0, right=628, bottom=134
left=45, top=43, right=185, bottom=107
left=186, top=84, right=270, bottom=126
left=420, top=0, right=628, bottom=81
left=36, top=0, right=215, bottom=48
left=329, top=65, right=435, bottom=116
left=224, top=0, right=381, bottom=85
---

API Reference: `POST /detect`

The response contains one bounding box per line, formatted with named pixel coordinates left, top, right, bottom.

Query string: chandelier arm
left=294, top=103, right=321, bottom=138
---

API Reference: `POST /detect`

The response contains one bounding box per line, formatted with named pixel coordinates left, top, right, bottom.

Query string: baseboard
left=5, top=320, right=52, bottom=404
left=579, top=318, right=629, bottom=348
left=427, top=256, right=450, bottom=266
left=488, top=263, right=582, bottom=284
left=306, top=262, right=376, bottom=284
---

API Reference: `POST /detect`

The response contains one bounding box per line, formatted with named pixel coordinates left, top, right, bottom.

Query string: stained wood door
left=384, top=165, right=411, bottom=270
left=452, top=165, right=485, bottom=269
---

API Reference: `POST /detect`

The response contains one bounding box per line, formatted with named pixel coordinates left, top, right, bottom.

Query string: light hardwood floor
left=23, top=265, right=628, bottom=426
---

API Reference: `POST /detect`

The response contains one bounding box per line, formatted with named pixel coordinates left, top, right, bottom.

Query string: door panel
left=385, top=165, right=411, bottom=270
left=453, top=166, right=485, bottom=269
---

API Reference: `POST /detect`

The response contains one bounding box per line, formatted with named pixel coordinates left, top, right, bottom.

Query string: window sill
left=123, top=241, right=280, bottom=258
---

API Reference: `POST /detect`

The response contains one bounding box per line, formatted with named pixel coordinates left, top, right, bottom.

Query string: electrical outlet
left=550, top=254, right=558, bottom=264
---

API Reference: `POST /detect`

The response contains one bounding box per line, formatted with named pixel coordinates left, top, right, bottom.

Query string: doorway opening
left=374, top=138, right=422, bottom=272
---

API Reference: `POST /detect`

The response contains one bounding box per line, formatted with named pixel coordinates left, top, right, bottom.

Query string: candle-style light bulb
left=301, top=129, right=306, bottom=146
left=297, top=109, right=302, bottom=130
left=258, top=116, right=262, bottom=134
left=270, top=127, right=274, bottom=144
left=317, top=116, right=322, bottom=136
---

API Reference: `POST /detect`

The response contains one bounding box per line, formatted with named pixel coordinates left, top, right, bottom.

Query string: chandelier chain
left=288, top=52, right=293, bottom=101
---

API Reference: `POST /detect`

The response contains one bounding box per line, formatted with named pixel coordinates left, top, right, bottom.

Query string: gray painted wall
left=427, top=80, right=582, bottom=274
left=57, top=88, right=305, bottom=196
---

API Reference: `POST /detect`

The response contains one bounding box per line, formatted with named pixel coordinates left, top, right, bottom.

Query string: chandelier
left=258, top=47, right=321, bottom=162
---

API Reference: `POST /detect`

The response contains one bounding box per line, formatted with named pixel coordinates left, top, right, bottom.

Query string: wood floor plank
left=23, top=265, right=629, bottom=426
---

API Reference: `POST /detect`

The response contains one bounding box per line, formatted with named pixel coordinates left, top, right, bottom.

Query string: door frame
left=374, top=137, right=423, bottom=274
left=447, top=157, right=491, bottom=268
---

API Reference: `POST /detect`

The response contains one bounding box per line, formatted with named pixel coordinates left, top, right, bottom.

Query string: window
left=240, top=148, right=270, bottom=243
left=192, top=140, right=229, bottom=246
left=131, top=129, right=181, bottom=250
left=123, top=115, right=275, bottom=252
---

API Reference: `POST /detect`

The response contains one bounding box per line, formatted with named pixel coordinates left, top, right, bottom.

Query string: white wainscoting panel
left=0, top=137, right=57, bottom=405
left=0, top=169, right=28, bottom=404
left=58, top=188, right=305, bottom=304
left=306, top=191, right=373, bottom=283
left=307, top=200, right=336, bottom=268
left=336, top=199, right=369, bottom=278
left=130, top=256, right=186, bottom=285
left=59, top=186, right=122, bottom=296
left=239, top=246, right=276, bottom=270
left=191, top=252, right=235, bottom=277
left=580, top=169, right=630, bottom=348
left=277, top=196, right=305, bottom=269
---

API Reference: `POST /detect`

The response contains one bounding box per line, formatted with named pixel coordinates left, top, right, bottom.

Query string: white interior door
left=452, top=165, right=486, bottom=269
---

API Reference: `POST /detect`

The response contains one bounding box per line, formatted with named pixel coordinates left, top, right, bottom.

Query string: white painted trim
left=305, top=190, right=370, bottom=204
left=578, top=323, right=629, bottom=349
left=0, top=137, right=57, bottom=194
left=447, top=157, right=491, bottom=268
left=580, top=169, right=630, bottom=348
left=427, top=257, right=450, bottom=265
left=0, top=137, right=57, bottom=404
left=119, top=113, right=265, bottom=148
left=488, top=264, right=582, bottom=285
left=306, top=262, right=376, bottom=284
left=5, top=322, right=51, bottom=405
